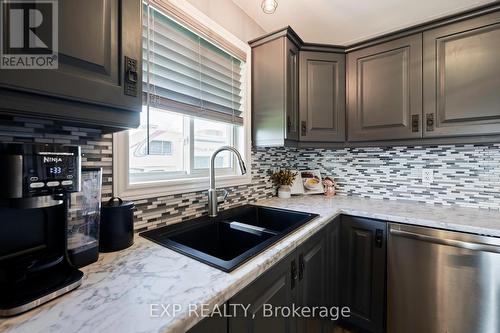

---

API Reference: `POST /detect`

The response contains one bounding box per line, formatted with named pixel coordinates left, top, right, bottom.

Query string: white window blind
left=143, top=2, right=245, bottom=125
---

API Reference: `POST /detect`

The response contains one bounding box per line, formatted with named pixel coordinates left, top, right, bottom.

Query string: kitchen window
left=114, top=0, right=251, bottom=199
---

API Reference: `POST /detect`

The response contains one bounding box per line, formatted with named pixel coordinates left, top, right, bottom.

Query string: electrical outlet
left=422, top=169, right=434, bottom=185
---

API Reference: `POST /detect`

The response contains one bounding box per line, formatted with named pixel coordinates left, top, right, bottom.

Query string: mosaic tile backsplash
left=1, top=116, right=499, bottom=231
left=295, top=145, right=500, bottom=210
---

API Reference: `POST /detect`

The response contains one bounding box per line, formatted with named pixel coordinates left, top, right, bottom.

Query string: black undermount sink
left=140, top=205, right=318, bottom=272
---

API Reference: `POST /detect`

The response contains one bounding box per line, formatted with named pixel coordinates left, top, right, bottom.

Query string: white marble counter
left=1, top=195, right=500, bottom=333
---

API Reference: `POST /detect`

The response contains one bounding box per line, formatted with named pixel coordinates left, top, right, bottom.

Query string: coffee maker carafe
left=0, top=143, right=84, bottom=316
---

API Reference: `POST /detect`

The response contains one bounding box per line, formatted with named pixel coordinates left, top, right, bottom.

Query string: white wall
left=186, top=0, right=266, bottom=42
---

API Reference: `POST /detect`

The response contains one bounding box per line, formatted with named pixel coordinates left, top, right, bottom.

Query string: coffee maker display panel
left=0, top=143, right=81, bottom=198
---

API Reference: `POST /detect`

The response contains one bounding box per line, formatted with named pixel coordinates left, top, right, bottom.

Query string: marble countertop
left=1, top=195, right=500, bottom=333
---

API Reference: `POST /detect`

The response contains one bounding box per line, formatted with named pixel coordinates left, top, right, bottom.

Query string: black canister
left=99, top=197, right=135, bottom=252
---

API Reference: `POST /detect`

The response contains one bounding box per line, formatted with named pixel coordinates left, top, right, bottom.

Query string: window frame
left=148, top=140, right=172, bottom=156
left=113, top=0, right=252, bottom=200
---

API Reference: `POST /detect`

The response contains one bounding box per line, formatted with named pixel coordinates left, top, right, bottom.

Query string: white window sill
left=114, top=173, right=252, bottom=201
left=113, top=129, right=252, bottom=200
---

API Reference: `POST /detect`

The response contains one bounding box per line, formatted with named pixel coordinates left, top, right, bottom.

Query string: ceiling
left=231, top=0, right=498, bottom=45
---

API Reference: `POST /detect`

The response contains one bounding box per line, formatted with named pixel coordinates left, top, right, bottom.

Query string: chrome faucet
left=208, top=146, right=247, bottom=217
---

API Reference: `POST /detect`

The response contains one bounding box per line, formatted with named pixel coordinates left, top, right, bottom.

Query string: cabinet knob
left=124, top=56, right=138, bottom=97
left=287, top=116, right=292, bottom=133
left=301, top=121, right=307, bottom=136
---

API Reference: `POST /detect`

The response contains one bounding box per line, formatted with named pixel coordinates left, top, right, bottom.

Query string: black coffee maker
left=0, top=143, right=84, bottom=316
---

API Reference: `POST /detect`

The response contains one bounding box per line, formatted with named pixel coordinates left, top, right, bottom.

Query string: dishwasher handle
left=390, top=228, right=500, bottom=255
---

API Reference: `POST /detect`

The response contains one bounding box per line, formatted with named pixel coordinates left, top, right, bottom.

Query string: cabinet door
left=299, top=51, right=345, bottom=142
left=325, top=218, right=342, bottom=333
left=423, top=11, right=500, bottom=137
left=297, top=230, right=328, bottom=333
left=326, top=218, right=340, bottom=309
left=285, top=39, right=300, bottom=141
left=0, top=0, right=142, bottom=112
left=251, top=37, right=286, bottom=146
left=347, top=35, right=422, bottom=141
left=340, top=216, right=387, bottom=333
left=229, top=252, right=296, bottom=333
left=188, top=315, right=227, bottom=333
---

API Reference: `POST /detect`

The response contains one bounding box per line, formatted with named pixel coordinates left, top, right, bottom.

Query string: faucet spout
left=208, top=146, right=247, bottom=217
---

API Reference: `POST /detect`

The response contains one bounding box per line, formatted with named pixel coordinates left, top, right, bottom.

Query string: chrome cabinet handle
left=390, top=229, right=500, bottom=254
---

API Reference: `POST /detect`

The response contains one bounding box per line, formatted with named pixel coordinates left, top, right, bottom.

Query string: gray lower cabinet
left=251, top=28, right=301, bottom=146
left=0, top=0, right=142, bottom=129
left=347, top=34, right=423, bottom=142
left=228, top=223, right=335, bottom=333
left=229, top=252, right=296, bottom=333
left=326, top=217, right=340, bottom=311
left=188, top=314, right=227, bottom=333
left=296, top=230, right=328, bottom=333
left=339, top=216, right=387, bottom=333
left=189, top=217, right=392, bottom=333
left=423, top=11, right=500, bottom=138
left=299, top=51, right=345, bottom=142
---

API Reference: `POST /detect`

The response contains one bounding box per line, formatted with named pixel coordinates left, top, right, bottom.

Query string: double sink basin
left=140, top=205, right=318, bottom=272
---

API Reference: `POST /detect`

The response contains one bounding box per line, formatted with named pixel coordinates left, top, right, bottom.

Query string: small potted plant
left=270, top=169, right=297, bottom=199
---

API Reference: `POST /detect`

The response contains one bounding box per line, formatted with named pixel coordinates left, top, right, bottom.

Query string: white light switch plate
left=422, top=169, right=434, bottom=184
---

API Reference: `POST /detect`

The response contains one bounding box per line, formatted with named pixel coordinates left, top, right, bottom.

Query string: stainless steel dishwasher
left=388, top=223, right=500, bottom=333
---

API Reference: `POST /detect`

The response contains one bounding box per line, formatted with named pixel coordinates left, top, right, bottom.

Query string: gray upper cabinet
left=251, top=7, right=500, bottom=146
left=423, top=11, right=500, bottom=137
left=347, top=34, right=423, bottom=142
left=299, top=51, right=346, bottom=142
left=286, top=39, right=300, bottom=141
left=251, top=28, right=301, bottom=146
left=0, top=0, right=142, bottom=130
